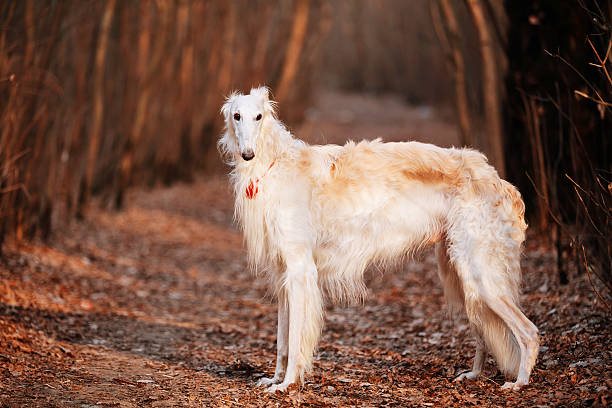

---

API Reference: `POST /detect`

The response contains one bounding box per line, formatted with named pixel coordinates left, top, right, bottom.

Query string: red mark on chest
left=245, top=179, right=259, bottom=199
left=245, top=161, right=276, bottom=199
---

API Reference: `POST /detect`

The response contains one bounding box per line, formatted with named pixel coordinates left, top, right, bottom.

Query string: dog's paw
left=453, top=370, right=480, bottom=382
left=256, top=376, right=280, bottom=387
left=265, top=381, right=293, bottom=393
left=501, top=380, right=527, bottom=391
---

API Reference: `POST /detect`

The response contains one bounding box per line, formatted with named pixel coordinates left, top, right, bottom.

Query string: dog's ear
left=250, top=86, right=270, bottom=101
left=250, top=86, right=277, bottom=117
left=221, top=91, right=239, bottom=122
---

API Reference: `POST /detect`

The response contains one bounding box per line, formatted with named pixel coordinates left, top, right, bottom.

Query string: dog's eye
left=255, top=113, right=262, bottom=121
left=234, top=113, right=241, bottom=121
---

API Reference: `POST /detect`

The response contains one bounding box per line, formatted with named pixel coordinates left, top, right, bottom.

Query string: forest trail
left=296, top=91, right=460, bottom=147
left=0, top=93, right=609, bottom=407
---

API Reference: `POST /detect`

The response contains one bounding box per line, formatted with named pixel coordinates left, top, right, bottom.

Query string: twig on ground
left=581, top=245, right=612, bottom=313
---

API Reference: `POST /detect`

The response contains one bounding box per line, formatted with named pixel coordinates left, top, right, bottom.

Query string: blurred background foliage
left=0, top=0, right=610, bottom=295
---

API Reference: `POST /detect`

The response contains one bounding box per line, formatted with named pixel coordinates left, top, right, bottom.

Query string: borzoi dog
left=218, top=87, right=539, bottom=392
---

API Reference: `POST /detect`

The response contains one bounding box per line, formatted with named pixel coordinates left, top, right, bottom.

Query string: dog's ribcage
left=237, top=140, right=464, bottom=301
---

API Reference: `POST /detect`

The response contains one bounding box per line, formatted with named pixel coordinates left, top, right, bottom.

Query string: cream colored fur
left=219, top=87, right=539, bottom=392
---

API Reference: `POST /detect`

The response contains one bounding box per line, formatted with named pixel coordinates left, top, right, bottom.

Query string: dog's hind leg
left=266, top=249, right=323, bottom=393
left=436, top=240, right=465, bottom=316
left=436, top=241, right=487, bottom=382
left=257, top=290, right=289, bottom=387
left=454, top=335, right=486, bottom=382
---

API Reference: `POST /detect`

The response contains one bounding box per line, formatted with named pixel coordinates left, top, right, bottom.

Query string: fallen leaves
left=0, top=177, right=609, bottom=407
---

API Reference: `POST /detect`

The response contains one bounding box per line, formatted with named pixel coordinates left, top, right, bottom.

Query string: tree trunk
left=118, top=1, right=151, bottom=209
left=465, top=0, right=506, bottom=178
left=520, top=94, right=549, bottom=231
left=217, top=2, right=235, bottom=94
left=275, top=0, right=310, bottom=104
left=434, top=0, right=474, bottom=147
left=82, top=0, right=116, bottom=213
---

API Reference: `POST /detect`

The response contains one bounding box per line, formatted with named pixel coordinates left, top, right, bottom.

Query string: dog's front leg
left=257, top=294, right=288, bottom=386
left=266, top=253, right=322, bottom=393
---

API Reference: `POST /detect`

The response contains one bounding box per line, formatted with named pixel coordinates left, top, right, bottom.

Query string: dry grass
left=0, top=0, right=326, bottom=247
left=505, top=1, right=611, bottom=300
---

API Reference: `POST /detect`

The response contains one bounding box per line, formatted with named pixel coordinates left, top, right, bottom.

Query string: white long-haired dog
left=218, top=87, right=539, bottom=392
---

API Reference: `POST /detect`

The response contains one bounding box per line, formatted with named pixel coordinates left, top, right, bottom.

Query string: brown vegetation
left=1, top=0, right=455, bottom=249
left=504, top=0, right=611, bottom=301
left=0, top=0, right=326, bottom=247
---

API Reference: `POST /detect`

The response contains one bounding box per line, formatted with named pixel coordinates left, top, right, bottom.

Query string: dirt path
left=0, top=93, right=609, bottom=407
left=296, top=91, right=460, bottom=147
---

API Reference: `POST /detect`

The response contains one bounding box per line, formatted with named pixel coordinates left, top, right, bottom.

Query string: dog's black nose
left=241, top=150, right=255, bottom=161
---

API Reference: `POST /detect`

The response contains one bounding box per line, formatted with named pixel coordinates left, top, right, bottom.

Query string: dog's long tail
left=445, top=151, right=534, bottom=378
left=439, top=239, right=522, bottom=378
left=479, top=178, right=531, bottom=379
left=471, top=302, right=522, bottom=377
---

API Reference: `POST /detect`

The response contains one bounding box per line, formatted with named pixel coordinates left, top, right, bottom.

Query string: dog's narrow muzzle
left=242, top=150, right=255, bottom=161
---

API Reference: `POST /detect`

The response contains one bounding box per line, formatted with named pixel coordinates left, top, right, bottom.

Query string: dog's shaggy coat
left=219, top=87, right=539, bottom=392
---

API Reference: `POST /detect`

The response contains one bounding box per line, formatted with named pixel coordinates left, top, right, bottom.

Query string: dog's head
left=219, top=86, right=276, bottom=163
